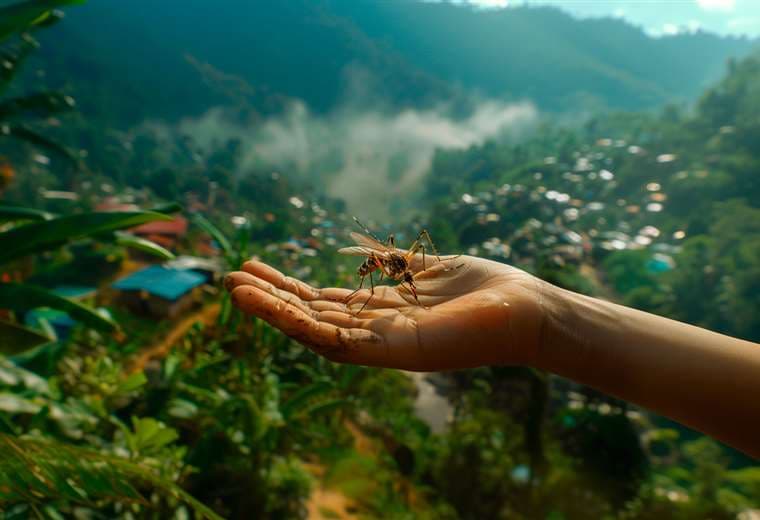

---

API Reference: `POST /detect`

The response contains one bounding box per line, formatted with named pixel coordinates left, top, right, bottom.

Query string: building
left=165, top=255, right=223, bottom=284
left=112, top=265, right=206, bottom=319
left=130, top=217, right=189, bottom=250
left=96, top=198, right=188, bottom=251
left=23, top=286, right=98, bottom=341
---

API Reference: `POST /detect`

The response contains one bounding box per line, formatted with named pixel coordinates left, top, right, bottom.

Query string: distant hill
left=23, top=0, right=757, bottom=125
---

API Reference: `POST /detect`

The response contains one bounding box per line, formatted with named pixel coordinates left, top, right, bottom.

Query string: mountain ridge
left=22, top=0, right=758, bottom=126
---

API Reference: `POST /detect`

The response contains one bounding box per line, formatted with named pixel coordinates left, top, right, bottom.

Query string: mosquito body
left=338, top=218, right=440, bottom=314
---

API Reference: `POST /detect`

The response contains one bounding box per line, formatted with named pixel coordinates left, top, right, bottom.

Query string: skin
left=225, top=254, right=760, bottom=459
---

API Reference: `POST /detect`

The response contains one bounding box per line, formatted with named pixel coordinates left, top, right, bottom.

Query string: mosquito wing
left=349, top=231, right=391, bottom=251
left=337, top=245, right=391, bottom=258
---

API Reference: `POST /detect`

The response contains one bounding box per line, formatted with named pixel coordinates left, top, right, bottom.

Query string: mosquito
left=338, top=217, right=442, bottom=314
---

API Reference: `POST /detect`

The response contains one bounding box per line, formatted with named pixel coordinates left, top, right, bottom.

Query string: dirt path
left=128, top=302, right=221, bottom=373
left=303, top=422, right=370, bottom=520
left=304, top=462, right=358, bottom=520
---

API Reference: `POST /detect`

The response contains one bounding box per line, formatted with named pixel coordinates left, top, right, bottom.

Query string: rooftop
left=131, top=216, right=188, bottom=237
left=53, top=285, right=97, bottom=300
left=112, top=265, right=206, bottom=301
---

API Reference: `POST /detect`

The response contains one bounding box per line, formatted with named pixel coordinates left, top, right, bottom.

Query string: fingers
left=229, top=285, right=386, bottom=364
left=226, top=269, right=398, bottom=324
left=407, top=253, right=465, bottom=274
left=225, top=270, right=356, bottom=317
left=225, top=270, right=317, bottom=317
left=240, top=260, right=320, bottom=300
left=241, top=260, right=354, bottom=302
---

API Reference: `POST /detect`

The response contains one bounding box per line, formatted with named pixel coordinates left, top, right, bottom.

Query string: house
left=52, top=285, right=98, bottom=301
left=130, top=217, right=188, bottom=250
left=165, top=256, right=223, bottom=284
left=112, top=265, right=206, bottom=319
left=96, top=198, right=187, bottom=253
left=24, top=286, right=98, bottom=341
left=25, top=308, right=75, bottom=341
left=95, top=198, right=139, bottom=212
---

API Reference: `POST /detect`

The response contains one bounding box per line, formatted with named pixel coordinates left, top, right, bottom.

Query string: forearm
left=534, top=282, right=760, bottom=458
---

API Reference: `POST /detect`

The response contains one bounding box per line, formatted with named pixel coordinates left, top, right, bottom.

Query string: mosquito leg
left=346, top=275, right=365, bottom=302
left=398, top=280, right=422, bottom=306
left=407, top=240, right=426, bottom=271
left=356, top=271, right=375, bottom=315
left=419, top=230, right=441, bottom=262
left=419, top=229, right=464, bottom=271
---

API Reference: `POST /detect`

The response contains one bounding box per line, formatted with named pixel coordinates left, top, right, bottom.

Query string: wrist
left=495, top=272, right=552, bottom=368
left=533, top=281, right=620, bottom=382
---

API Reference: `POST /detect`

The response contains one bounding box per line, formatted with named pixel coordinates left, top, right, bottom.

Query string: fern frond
left=0, top=434, right=222, bottom=519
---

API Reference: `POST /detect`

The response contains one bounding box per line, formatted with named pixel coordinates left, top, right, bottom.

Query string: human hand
left=224, top=254, right=544, bottom=371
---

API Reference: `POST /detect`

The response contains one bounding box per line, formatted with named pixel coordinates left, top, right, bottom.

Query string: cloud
left=696, top=0, right=736, bottom=12
left=467, top=0, right=510, bottom=8
left=423, top=0, right=510, bottom=10
left=727, top=16, right=760, bottom=30
left=173, top=99, right=536, bottom=218
left=687, top=20, right=702, bottom=32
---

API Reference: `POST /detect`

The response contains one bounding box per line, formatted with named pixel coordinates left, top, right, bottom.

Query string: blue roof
left=113, top=265, right=206, bottom=301
left=53, top=285, right=97, bottom=299
left=25, top=308, right=75, bottom=328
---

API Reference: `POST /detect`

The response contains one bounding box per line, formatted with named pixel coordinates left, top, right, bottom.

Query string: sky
left=445, top=0, right=760, bottom=37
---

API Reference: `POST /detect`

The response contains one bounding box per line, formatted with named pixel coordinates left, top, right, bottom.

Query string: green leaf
left=0, top=204, right=54, bottom=222
left=338, top=365, right=363, bottom=390
left=0, top=319, right=52, bottom=355
left=150, top=202, right=183, bottom=214
left=0, top=413, right=17, bottom=435
left=0, top=283, right=117, bottom=333
left=2, top=124, right=79, bottom=165
left=0, top=356, right=50, bottom=393
left=307, top=399, right=351, bottom=417
left=0, top=0, right=86, bottom=42
left=281, top=381, right=335, bottom=420
left=191, top=213, right=232, bottom=259
left=0, top=34, right=38, bottom=94
left=0, top=210, right=171, bottom=264
left=167, top=398, right=199, bottom=420
left=114, top=232, right=175, bottom=260
left=0, top=92, right=75, bottom=120
left=117, top=372, right=147, bottom=394
left=0, top=392, right=40, bottom=414
left=128, top=417, right=179, bottom=456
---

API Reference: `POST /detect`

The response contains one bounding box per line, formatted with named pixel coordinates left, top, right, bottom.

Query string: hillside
left=24, top=0, right=757, bottom=126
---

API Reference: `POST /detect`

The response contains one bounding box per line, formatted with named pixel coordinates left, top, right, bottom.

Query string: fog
left=173, top=98, right=537, bottom=217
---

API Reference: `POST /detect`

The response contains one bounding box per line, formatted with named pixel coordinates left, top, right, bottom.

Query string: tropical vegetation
left=0, top=1, right=757, bottom=518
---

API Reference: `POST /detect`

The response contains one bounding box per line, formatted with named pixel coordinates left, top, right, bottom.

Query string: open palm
left=225, top=255, right=543, bottom=371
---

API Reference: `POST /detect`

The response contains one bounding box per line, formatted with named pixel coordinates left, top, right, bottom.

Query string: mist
left=173, top=98, right=537, bottom=217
